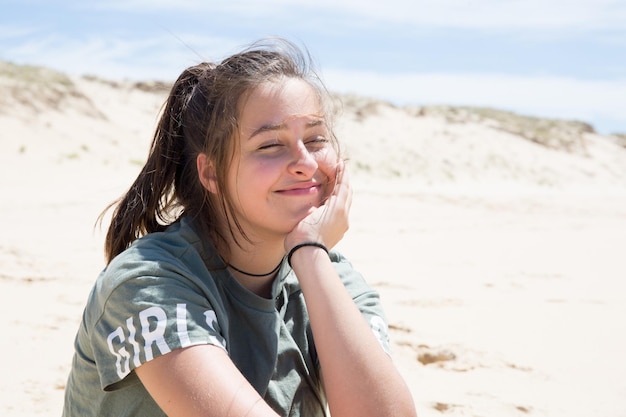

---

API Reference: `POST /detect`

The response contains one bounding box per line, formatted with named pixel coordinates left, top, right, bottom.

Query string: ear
left=197, top=153, right=219, bottom=194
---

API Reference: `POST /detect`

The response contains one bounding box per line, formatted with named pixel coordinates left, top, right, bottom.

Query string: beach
left=1, top=66, right=625, bottom=416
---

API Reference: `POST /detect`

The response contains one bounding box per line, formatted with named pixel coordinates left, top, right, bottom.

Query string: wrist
left=287, top=242, right=329, bottom=268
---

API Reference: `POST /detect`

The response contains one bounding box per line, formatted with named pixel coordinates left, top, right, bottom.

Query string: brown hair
left=100, top=38, right=338, bottom=263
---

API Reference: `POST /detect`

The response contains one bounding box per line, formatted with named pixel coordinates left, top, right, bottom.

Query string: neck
left=223, top=235, right=286, bottom=298
left=227, top=260, right=281, bottom=277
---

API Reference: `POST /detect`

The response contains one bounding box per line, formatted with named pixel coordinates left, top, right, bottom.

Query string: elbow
left=394, top=397, right=418, bottom=417
left=385, top=383, right=418, bottom=417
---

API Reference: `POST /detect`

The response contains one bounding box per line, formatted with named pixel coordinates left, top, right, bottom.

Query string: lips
left=276, top=182, right=321, bottom=196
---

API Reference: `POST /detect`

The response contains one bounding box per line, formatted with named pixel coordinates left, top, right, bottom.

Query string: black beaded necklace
left=227, top=260, right=282, bottom=277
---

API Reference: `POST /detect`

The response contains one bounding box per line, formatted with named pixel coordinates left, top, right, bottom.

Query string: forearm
left=291, top=247, right=417, bottom=417
left=136, top=345, right=280, bottom=417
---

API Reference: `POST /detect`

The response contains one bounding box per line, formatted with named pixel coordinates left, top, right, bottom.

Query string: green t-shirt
left=63, top=217, right=390, bottom=417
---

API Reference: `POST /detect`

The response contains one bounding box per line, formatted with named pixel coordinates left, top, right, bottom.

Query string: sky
left=1, top=0, right=625, bottom=134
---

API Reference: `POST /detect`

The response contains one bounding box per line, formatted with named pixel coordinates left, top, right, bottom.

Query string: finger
left=334, top=160, right=351, bottom=204
left=345, top=176, right=353, bottom=211
left=327, top=162, right=352, bottom=222
left=333, top=159, right=346, bottom=195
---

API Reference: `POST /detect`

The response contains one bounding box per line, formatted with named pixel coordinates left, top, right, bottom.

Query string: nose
left=288, top=141, right=318, bottom=177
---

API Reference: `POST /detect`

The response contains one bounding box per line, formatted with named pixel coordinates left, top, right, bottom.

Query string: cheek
left=231, top=159, right=279, bottom=196
left=315, top=147, right=339, bottom=180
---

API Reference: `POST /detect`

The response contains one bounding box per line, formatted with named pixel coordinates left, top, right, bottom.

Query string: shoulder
left=85, top=218, right=223, bottom=329
left=103, top=218, right=218, bottom=289
left=328, top=250, right=369, bottom=289
left=80, top=219, right=229, bottom=389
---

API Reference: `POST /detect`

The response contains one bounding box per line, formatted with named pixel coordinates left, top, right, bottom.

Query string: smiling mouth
left=276, top=183, right=321, bottom=196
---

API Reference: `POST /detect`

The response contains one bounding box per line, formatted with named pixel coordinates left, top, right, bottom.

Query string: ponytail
left=100, top=64, right=213, bottom=263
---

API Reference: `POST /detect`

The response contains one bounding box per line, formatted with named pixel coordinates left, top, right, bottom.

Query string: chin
left=289, top=203, right=318, bottom=223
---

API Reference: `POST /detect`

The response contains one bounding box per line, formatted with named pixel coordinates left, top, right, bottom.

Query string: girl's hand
left=284, top=159, right=352, bottom=253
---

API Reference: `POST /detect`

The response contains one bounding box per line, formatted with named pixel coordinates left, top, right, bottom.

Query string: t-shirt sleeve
left=331, top=251, right=392, bottom=355
left=90, top=270, right=227, bottom=391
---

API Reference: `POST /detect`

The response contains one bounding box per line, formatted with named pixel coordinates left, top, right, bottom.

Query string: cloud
left=3, top=1, right=624, bottom=133
left=323, top=69, right=626, bottom=132
left=0, top=24, right=41, bottom=39
left=342, top=0, right=626, bottom=30
left=93, top=0, right=626, bottom=31
left=0, top=31, right=244, bottom=80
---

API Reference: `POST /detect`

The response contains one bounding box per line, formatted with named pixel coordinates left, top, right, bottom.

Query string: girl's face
left=226, top=78, right=338, bottom=240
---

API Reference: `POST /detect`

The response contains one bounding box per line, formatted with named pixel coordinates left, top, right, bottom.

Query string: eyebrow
left=248, top=118, right=325, bottom=140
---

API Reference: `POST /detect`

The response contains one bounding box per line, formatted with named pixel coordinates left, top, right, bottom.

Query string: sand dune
left=1, top=62, right=625, bottom=416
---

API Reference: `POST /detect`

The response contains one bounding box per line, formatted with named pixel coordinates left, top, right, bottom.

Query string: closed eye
left=258, top=141, right=282, bottom=151
left=305, top=136, right=329, bottom=149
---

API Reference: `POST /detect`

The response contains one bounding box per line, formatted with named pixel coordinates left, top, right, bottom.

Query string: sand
left=1, top=68, right=625, bottom=416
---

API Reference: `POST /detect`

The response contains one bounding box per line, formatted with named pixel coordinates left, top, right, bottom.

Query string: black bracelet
left=287, top=242, right=329, bottom=267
